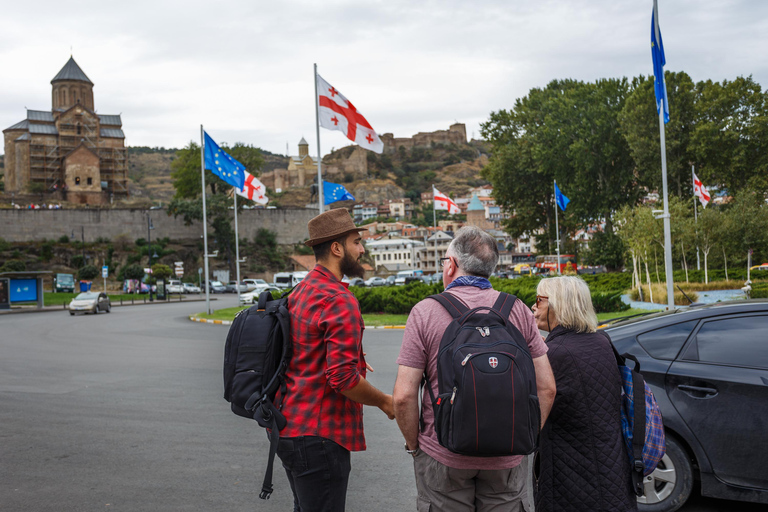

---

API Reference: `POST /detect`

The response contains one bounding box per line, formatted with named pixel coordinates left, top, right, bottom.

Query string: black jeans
left=276, top=436, right=352, bottom=512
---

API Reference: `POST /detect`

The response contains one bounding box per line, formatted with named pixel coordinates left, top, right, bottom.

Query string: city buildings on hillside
left=3, top=57, right=128, bottom=204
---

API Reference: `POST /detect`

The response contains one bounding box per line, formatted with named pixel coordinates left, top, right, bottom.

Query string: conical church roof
left=51, top=57, right=93, bottom=85
left=467, top=194, right=485, bottom=211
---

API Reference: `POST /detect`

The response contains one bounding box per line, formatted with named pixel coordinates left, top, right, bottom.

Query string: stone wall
left=0, top=207, right=317, bottom=244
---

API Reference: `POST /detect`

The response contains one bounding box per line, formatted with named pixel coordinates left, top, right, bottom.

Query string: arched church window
left=77, top=123, right=81, bottom=135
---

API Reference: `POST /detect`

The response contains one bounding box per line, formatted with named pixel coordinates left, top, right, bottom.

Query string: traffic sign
left=102, top=266, right=108, bottom=278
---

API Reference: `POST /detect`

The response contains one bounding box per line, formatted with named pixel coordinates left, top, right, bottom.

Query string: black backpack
left=424, top=291, right=540, bottom=456
left=223, top=290, right=292, bottom=500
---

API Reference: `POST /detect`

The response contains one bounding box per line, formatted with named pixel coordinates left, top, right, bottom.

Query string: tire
left=105, top=304, right=111, bottom=313
left=69, top=311, right=75, bottom=316
left=637, top=436, right=694, bottom=512
left=92, top=306, right=98, bottom=315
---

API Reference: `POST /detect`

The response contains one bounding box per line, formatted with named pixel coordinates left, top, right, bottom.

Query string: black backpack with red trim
left=424, top=291, right=540, bottom=456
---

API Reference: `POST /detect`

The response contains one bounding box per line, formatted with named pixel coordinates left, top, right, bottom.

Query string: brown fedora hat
left=304, top=208, right=367, bottom=247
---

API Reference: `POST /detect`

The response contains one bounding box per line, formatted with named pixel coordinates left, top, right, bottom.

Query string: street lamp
left=147, top=213, right=155, bottom=302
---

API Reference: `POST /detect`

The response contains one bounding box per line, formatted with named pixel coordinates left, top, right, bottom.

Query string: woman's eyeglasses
left=535, top=295, right=548, bottom=306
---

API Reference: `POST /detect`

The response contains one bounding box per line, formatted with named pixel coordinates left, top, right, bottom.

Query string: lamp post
left=147, top=213, right=155, bottom=302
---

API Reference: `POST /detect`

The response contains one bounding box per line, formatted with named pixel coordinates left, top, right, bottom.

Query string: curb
left=187, top=315, right=404, bottom=329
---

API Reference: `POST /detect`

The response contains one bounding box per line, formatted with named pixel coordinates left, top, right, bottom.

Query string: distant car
left=385, top=276, right=397, bottom=286
left=182, top=282, right=201, bottom=294
left=242, top=278, right=269, bottom=292
left=166, top=280, right=185, bottom=294
left=604, top=301, right=768, bottom=511
left=365, top=276, right=386, bottom=287
left=239, top=286, right=281, bottom=305
left=348, top=278, right=366, bottom=287
left=69, top=292, right=111, bottom=315
left=225, top=281, right=249, bottom=293
left=54, top=273, right=75, bottom=293
left=207, top=281, right=227, bottom=293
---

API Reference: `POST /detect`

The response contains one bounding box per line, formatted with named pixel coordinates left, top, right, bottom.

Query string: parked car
left=166, top=279, right=185, bottom=294
left=69, top=292, right=111, bottom=315
left=394, top=269, right=423, bottom=286
left=385, top=275, right=397, bottom=286
left=207, top=281, right=227, bottom=293
left=242, top=278, right=269, bottom=292
left=239, top=286, right=281, bottom=305
left=182, top=282, right=201, bottom=294
left=225, top=281, right=249, bottom=293
left=343, top=277, right=365, bottom=287
left=365, top=276, right=387, bottom=287
left=603, top=300, right=768, bottom=511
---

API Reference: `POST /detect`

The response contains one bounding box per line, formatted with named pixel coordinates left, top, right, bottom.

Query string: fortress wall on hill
left=0, top=208, right=316, bottom=244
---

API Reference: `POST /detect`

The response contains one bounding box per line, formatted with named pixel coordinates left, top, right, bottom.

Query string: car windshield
left=75, top=292, right=98, bottom=300
left=211, top=281, right=224, bottom=286
left=58, top=275, right=74, bottom=284
left=253, top=279, right=267, bottom=285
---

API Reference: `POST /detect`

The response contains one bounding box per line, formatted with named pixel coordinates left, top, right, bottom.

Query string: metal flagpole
left=554, top=180, right=561, bottom=275
left=692, top=164, right=700, bottom=270
left=658, top=103, right=675, bottom=309
left=233, top=191, right=241, bottom=305
left=433, top=185, right=438, bottom=273
left=200, top=125, right=211, bottom=315
left=314, top=63, right=324, bottom=213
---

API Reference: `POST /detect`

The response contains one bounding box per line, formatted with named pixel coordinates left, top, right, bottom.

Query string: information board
left=10, top=279, right=38, bottom=303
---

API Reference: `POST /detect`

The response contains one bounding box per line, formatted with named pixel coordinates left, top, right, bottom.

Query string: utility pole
left=147, top=213, right=154, bottom=302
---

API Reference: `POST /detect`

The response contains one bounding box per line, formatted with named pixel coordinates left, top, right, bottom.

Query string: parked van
left=395, top=269, right=423, bottom=286
left=54, top=273, right=75, bottom=293
left=273, top=271, right=309, bottom=288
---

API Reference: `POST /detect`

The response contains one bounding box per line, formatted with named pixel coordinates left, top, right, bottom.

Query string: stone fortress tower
left=3, top=57, right=128, bottom=204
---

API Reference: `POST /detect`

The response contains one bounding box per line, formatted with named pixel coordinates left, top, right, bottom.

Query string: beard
left=340, top=248, right=365, bottom=278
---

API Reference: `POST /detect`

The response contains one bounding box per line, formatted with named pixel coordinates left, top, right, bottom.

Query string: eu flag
left=324, top=181, right=355, bottom=205
left=651, top=2, right=670, bottom=124
left=203, top=131, right=245, bottom=190
left=554, top=182, right=570, bottom=212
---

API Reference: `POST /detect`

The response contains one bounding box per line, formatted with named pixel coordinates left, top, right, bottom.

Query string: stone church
left=3, top=57, right=128, bottom=204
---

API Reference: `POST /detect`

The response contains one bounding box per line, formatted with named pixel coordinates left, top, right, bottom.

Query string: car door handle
left=678, top=384, right=718, bottom=397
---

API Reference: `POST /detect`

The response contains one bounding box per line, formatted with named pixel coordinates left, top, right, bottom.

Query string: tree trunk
left=654, top=246, right=660, bottom=283
left=704, top=249, right=709, bottom=284
left=723, top=247, right=729, bottom=281
left=644, top=253, right=654, bottom=304
left=633, top=252, right=644, bottom=302
left=681, top=241, right=689, bottom=283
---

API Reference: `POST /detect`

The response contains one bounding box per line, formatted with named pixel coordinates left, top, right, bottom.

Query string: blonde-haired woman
left=532, top=276, right=636, bottom=512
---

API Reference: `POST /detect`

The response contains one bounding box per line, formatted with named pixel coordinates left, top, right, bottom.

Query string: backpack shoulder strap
left=428, top=292, right=469, bottom=319
left=491, top=292, right=517, bottom=322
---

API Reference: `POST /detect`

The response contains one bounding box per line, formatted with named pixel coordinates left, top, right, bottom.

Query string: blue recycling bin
left=79, top=281, right=92, bottom=292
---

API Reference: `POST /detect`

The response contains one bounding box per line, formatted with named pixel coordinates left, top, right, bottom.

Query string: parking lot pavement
left=0, top=298, right=759, bottom=511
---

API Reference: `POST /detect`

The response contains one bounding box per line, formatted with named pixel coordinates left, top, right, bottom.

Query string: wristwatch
left=404, top=442, right=419, bottom=457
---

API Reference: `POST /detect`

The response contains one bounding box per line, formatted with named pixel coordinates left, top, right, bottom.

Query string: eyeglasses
left=439, top=257, right=452, bottom=269
left=535, top=295, right=548, bottom=306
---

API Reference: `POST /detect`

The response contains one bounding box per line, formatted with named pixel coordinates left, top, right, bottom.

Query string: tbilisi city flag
left=317, top=74, right=384, bottom=154
left=693, top=172, right=711, bottom=208
left=433, top=186, right=461, bottom=214
left=236, top=171, right=269, bottom=205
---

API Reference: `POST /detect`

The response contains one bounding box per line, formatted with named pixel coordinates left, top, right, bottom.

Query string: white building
left=417, top=231, right=454, bottom=273
left=365, top=237, right=424, bottom=272
left=353, top=203, right=378, bottom=223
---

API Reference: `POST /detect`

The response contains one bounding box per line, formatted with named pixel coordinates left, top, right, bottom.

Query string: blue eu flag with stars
left=554, top=182, right=570, bottom=212
left=324, top=181, right=355, bottom=205
left=204, top=131, right=245, bottom=190
left=651, top=3, right=670, bottom=124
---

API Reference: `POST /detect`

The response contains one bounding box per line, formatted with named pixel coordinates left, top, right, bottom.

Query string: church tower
left=51, top=57, right=94, bottom=111
left=298, top=137, right=309, bottom=158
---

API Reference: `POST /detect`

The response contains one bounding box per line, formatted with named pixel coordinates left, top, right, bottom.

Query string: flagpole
left=692, top=164, right=700, bottom=270
left=200, top=125, right=211, bottom=315
left=314, top=63, right=324, bottom=213
left=432, top=185, right=438, bottom=273
left=554, top=180, right=561, bottom=275
left=233, top=191, right=241, bottom=305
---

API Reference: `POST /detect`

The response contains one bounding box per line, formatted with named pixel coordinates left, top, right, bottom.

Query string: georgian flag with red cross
left=433, top=186, right=461, bottom=214
left=693, top=172, right=711, bottom=208
left=236, top=171, right=269, bottom=205
left=317, top=74, right=384, bottom=154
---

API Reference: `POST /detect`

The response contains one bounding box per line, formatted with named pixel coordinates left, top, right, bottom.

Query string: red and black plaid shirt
left=279, top=265, right=367, bottom=451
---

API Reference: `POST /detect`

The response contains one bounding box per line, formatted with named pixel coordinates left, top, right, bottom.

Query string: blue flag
left=651, top=3, right=670, bottom=124
left=324, top=181, right=355, bottom=205
left=554, top=182, right=570, bottom=212
left=203, top=131, right=245, bottom=190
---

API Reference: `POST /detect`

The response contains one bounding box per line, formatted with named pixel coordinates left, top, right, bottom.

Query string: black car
left=604, top=300, right=768, bottom=512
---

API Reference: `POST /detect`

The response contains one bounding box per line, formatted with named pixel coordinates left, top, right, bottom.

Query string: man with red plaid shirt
left=277, top=208, right=395, bottom=512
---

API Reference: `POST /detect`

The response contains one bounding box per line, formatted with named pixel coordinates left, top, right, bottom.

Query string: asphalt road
left=0, top=296, right=760, bottom=511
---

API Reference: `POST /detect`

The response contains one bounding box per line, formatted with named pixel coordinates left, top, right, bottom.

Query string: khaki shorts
left=413, top=450, right=530, bottom=512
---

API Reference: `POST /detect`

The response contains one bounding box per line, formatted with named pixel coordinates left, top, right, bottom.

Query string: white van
left=273, top=271, right=309, bottom=289
left=394, top=269, right=423, bottom=286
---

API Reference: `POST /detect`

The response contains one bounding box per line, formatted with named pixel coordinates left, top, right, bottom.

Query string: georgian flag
left=317, top=74, right=383, bottom=154
left=693, top=172, right=711, bottom=208
left=236, top=171, right=268, bottom=205
left=433, top=186, right=461, bottom=214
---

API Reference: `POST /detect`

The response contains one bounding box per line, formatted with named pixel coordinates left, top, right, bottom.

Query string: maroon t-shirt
left=397, top=286, right=547, bottom=469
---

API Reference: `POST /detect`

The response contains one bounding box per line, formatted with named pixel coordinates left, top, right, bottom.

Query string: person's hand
left=380, top=394, right=395, bottom=420
left=363, top=351, right=374, bottom=372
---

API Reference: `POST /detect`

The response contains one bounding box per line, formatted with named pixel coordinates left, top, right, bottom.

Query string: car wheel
left=637, top=436, right=694, bottom=512
left=105, top=304, right=111, bottom=313
left=92, top=306, right=98, bottom=315
left=69, top=311, right=75, bottom=316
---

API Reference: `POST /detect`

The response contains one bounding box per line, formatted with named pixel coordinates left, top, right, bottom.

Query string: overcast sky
left=2, top=0, right=766, bottom=158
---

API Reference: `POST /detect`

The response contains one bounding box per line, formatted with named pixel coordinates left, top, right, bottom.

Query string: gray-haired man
left=393, top=226, right=556, bottom=511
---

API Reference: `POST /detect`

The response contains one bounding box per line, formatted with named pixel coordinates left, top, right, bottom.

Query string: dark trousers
left=276, top=436, right=352, bottom=512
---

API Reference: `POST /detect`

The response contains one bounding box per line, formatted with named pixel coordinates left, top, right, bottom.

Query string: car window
left=636, top=320, right=698, bottom=360
left=75, top=292, right=98, bottom=300
left=690, top=316, right=768, bottom=368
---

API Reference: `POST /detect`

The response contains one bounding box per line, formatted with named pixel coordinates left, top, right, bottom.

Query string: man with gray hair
left=393, top=226, right=556, bottom=511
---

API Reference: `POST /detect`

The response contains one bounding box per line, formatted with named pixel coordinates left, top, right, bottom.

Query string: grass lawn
left=30, top=292, right=188, bottom=306
left=195, top=307, right=652, bottom=326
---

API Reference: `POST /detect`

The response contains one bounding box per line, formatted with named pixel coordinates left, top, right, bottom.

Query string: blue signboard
left=10, top=279, right=38, bottom=303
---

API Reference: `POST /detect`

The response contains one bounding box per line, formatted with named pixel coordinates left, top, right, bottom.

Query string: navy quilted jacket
left=535, top=326, right=637, bottom=512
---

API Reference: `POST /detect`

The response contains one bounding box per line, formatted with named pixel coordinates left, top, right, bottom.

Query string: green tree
left=78, top=265, right=99, bottom=281
left=722, top=190, right=768, bottom=272
left=584, top=230, right=626, bottom=271
left=123, top=264, right=145, bottom=281
left=151, top=263, right=173, bottom=281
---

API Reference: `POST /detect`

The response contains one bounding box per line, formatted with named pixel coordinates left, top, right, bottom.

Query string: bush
left=58, top=235, right=70, bottom=244
left=40, top=241, right=54, bottom=262
left=70, top=254, right=85, bottom=269
left=590, top=291, right=630, bottom=313
left=151, top=263, right=173, bottom=280
left=0, top=237, right=11, bottom=251
left=123, top=264, right=145, bottom=281
left=78, top=265, right=99, bottom=281
left=0, top=260, right=26, bottom=272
